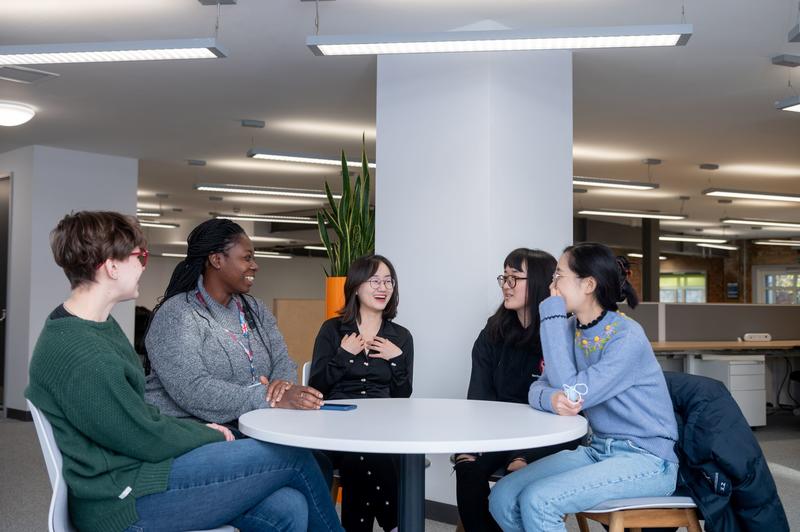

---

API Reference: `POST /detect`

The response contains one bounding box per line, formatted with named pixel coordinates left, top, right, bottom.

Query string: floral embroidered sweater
left=529, top=296, right=678, bottom=463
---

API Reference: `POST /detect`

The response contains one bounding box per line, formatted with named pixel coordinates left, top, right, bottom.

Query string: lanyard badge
left=196, top=292, right=257, bottom=383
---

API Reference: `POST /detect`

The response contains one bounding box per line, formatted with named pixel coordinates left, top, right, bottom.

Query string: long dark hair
left=563, top=242, right=639, bottom=310
left=486, top=248, right=556, bottom=348
left=144, top=218, right=270, bottom=373
left=340, top=254, right=399, bottom=324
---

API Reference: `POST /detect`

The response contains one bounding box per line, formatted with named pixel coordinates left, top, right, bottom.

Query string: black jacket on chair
left=664, top=371, right=789, bottom=532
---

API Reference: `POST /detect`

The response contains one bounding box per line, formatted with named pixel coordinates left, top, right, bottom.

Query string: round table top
left=239, top=398, right=587, bottom=454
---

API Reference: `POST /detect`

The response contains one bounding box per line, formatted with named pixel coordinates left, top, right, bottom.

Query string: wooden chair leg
left=685, top=508, right=702, bottom=532
left=608, top=512, right=625, bottom=532
left=576, top=514, right=591, bottom=532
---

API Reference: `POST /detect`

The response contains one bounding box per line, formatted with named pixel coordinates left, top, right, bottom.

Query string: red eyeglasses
left=130, top=248, right=149, bottom=267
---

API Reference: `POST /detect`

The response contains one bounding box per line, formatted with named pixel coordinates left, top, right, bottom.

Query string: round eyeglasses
left=497, top=275, right=527, bottom=288
left=368, top=278, right=396, bottom=290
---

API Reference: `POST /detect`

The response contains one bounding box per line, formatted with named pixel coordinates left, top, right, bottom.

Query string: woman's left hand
left=206, top=423, right=235, bottom=441
left=506, top=457, right=527, bottom=472
left=367, top=336, right=403, bottom=360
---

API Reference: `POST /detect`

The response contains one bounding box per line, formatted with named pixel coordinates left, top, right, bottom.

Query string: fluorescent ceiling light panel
left=0, top=101, right=35, bottom=126
left=195, top=183, right=341, bottom=200
left=136, top=210, right=161, bottom=217
left=697, top=243, right=738, bottom=251
left=572, top=176, right=658, bottom=190
left=627, top=253, right=667, bottom=260
left=659, top=235, right=727, bottom=244
left=254, top=252, right=292, bottom=260
left=247, top=149, right=376, bottom=169
left=307, top=24, right=692, bottom=56
left=721, top=217, right=800, bottom=229
left=0, top=38, right=226, bottom=65
left=702, top=188, right=800, bottom=203
left=304, top=245, right=328, bottom=251
left=754, top=240, right=800, bottom=247
left=139, top=221, right=179, bottom=229
left=216, top=214, right=318, bottom=225
left=161, top=252, right=187, bottom=258
left=578, top=209, right=686, bottom=220
left=775, top=94, right=800, bottom=112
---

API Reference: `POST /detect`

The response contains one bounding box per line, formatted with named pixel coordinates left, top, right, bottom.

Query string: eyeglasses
left=367, top=278, right=396, bottom=290
left=131, top=248, right=149, bottom=267
left=497, top=274, right=527, bottom=288
left=552, top=272, right=578, bottom=284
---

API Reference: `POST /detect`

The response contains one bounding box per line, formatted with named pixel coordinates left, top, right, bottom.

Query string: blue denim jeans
left=488, top=436, right=678, bottom=532
left=124, top=439, right=343, bottom=532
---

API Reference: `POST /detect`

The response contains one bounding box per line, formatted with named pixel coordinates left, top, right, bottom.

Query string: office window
left=764, top=272, right=800, bottom=305
left=659, top=273, right=706, bottom=303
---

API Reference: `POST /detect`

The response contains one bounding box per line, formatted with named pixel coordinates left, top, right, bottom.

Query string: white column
left=376, top=51, right=573, bottom=505
left=0, top=145, right=137, bottom=416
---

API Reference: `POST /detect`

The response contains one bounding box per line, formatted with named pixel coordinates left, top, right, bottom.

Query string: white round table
left=239, top=398, right=587, bottom=531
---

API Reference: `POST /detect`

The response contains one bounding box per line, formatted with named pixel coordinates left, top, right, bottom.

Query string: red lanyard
left=196, top=291, right=256, bottom=383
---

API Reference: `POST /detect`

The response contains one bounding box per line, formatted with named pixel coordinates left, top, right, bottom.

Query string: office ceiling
left=1, top=0, right=799, bottom=253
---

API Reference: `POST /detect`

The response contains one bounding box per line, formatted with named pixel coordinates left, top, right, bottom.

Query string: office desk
left=651, top=340, right=800, bottom=352
left=239, top=398, right=587, bottom=532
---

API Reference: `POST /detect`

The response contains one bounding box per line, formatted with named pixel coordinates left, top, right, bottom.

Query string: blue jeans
left=488, top=436, right=678, bottom=532
left=125, top=439, right=343, bottom=532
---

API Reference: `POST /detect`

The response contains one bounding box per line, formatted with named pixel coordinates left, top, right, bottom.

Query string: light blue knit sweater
left=529, top=296, right=678, bottom=462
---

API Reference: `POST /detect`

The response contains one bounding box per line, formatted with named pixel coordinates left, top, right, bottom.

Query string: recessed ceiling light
left=0, top=38, right=226, bottom=65
left=578, top=209, right=686, bottom=220
left=754, top=240, right=800, bottom=247
left=216, top=214, right=318, bottom=225
left=0, top=100, right=35, bottom=126
left=721, top=217, right=800, bottom=229
left=697, top=243, right=738, bottom=251
left=139, top=221, right=179, bottom=229
left=572, top=176, right=658, bottom=190
left=659, top=235, right=727, bottom=244
left=775, top=94, right=800, bottom=113
left=306, top=24, right=692, bottom=56
left=247, top=149, right=376, bottom=169
left=195, top=183, right=341, bottom=200
left=702, top=188, right=800, bottom=203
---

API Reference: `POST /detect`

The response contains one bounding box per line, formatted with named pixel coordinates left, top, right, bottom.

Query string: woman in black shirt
left=455, top=248, right=580, bottom=532
left=310, top=254, right=413, bottom=532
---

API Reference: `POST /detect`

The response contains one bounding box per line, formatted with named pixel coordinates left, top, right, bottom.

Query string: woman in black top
left=455, top=248, right=580, bottom=532
left=310, top=254, right=413, bottom=532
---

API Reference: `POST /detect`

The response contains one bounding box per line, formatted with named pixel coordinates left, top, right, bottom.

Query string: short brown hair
left=50, top=211, right=146, bottom=289
left=340, top=254, right=399, bottom=323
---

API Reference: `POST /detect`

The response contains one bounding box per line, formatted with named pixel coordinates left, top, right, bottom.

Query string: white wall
left=137, top=255, right=329, bottom=312
left=376, top=50, right=573, bottom=505
left=2, top=145, right=137, bottom=413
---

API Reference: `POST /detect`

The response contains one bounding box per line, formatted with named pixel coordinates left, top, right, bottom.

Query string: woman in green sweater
left=26, top=211, right=342, bottom=532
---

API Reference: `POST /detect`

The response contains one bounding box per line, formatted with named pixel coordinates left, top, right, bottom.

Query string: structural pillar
left=642, top=219, right=660, bottom=301
left=375, top=50, right=573, bottom=509
left=0, top=145, right=137, bottom=419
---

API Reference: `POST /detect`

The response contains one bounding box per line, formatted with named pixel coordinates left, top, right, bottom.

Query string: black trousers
left=454, top=439, right=582, bottom=532
left=328, top=451, right=399, bottom=532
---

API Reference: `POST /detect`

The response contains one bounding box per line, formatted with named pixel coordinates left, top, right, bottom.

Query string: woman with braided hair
left=489, top=242, right=678, bottom=532
left=144, top=218, right=327, bottom=428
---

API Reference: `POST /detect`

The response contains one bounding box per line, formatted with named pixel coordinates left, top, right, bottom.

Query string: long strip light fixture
left=754, top=239, right=800, bottom=247
left=0, top=38, right=226, bottom=65
left=697, top=243, right=738, bottom=251
left=659, top=235, right=727, bottom=244
left=627, top=253, right=667, bottom=260
left=139, top=221, right=180, bottom=229
left=195, top=183, right=341, bottom=200
left=573, top=176, right=658, bottom=191
left=578, top=209, right=686, bottom=221
left=721, top=217, right=800, bottom=229
left=775, top=95, right=800, bottom=112
left=136, top=210, right=161, bottom=217
left=307, top=24, right=692, bottom=56
left=254, top=251, right=292, bottom=260
left=703, top=188, right=800, bottom=203
left=247, top=149, right=376, bottom=169
left=216, top=214, right=318, bottom=225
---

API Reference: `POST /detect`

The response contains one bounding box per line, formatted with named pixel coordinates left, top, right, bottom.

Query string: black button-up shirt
left=309, top=317, right=414, bottom=400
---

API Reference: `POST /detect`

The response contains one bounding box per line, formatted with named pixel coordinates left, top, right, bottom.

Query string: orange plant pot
left=325, top=276, right=346, bottom=319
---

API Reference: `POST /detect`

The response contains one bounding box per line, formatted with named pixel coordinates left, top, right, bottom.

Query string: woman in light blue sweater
left=489, top=242, right=678, bottom=532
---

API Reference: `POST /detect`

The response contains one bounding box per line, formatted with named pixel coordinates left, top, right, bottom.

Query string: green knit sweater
left=25, top=313, right=223, bottom=532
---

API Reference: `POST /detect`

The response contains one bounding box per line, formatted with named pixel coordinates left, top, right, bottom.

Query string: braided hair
left=144, top=218, right=272, bottom=373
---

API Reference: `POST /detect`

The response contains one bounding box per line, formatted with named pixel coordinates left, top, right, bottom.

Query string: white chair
left=576, top=496, right=701, bottom=532
left=27, top=400, right=234, bottom=532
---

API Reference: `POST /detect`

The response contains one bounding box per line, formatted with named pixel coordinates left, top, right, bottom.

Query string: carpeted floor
left=1, top=411, right=798, bottom=531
